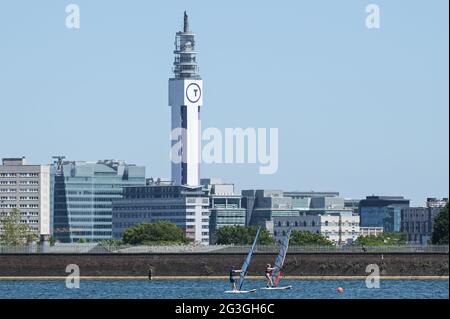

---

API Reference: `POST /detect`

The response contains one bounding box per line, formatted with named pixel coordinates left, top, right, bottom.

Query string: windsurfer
left=229, top=266, right=243, bottom=291
left=265, top=264, right=276, bottom=287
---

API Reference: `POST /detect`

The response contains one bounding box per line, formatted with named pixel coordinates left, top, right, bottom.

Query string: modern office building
left=112, top=181, right=210, bottom=244
left=359, top=196, right=410, bottom=232
left=242, top=190, right=300, bottom=226
left=51, top=159, right=145, bottom=242
left=0, top=157, right=51, bottom=237
left=169, top=12, right=203, bottom=186
left=401, top=206, right=442, bottom=244
left=272, top=211, right=360, bottom=245
left=201, top=178, right=246, bottom=244
left=426, top=197, right=448, bottom=208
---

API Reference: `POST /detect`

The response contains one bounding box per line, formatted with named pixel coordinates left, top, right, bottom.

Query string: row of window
left=0, top=196, right=39, bottom=201
left=0, top=204, right=39, bottom=208
left=0, top=188, right=39, bottom=193
left=113, top=219, right=186, bottom=228
left=64, top=190, right=123, bottom=195
left=276, top=220, right=359, bottom=227
left=0, top=211, right=39, bottom=216
left=70, top=218, right=112, bottom=222
left=0, top=173, right=39, bottom=177
left=114, top=205, right=209, bottom=210
left=71, top=231, right=112, bottom=236
left=0, top=181, right=39, bottom=185
left=71, top=224, right=111, bottom=229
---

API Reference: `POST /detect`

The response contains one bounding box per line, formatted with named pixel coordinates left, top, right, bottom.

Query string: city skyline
left=0, top=1, right=448, bottom=206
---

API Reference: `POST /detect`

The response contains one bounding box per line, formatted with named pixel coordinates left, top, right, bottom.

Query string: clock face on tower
left=186, top=83, right=202, bottom=103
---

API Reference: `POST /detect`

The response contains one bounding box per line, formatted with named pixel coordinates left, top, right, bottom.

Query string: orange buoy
left=337, top=287, right=344, bottom=293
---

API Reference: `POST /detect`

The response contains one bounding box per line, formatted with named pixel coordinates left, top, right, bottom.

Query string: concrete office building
left=401, top=206, right=442, bottom=245
left=201, top=178, right=246, bottom=244
left=359, top=196, right=410, bottom=232
left=112, top=181, right=210, bottom=244
left=344, top=199, right=360, bottom=214
left=284, top=191, right=355, bottom=216
left=360, top=226, right=384, bottom=237
left=273, top=211, right=360, bottom=245
left=242, top=190, right=300, bottom=226
left=426, top=197, right=448, bottom=208
left=51, top=159, right=145, bottom=242
left=0, top=157, right=50, bottom=237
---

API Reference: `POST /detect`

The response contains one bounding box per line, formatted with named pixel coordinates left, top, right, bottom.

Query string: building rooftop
left=2, top=157, right=27, bottom=166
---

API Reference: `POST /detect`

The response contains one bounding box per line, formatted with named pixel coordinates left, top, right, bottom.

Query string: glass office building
left=51, top=159, right=145, bottom=242
left=360, top=206, right=402, bottom=232
left=359, top=196, right=409, bottom=232
left=201, top=179, right=246, bottom=244
left=112, top=182, right=210, bottom=244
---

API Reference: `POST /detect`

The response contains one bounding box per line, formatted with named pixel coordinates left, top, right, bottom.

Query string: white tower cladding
left=169, top=12, right=203, bottom=186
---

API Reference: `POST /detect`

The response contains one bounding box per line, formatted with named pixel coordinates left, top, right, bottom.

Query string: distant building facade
left=359, top=196, right=410, bottom=232
left=273, top=211, right=360, bottom=245
left=0, top=157, right=51, bottom=237
left=284, top=191, right=340, bottom=211
left=201, top=178, right=246, bottom=244
left=344, top=199, right=360, bottom=214
left=242, top=190, right=300, bottom=226
left=401, top=206, right=442, bottom=245
left=360, top=226, right=384, bottom=237
left=112, top=182, right=210, bottom=244
left=426, top=197, right=448, bottom=208
left=51, top=159, right=145, bottom=242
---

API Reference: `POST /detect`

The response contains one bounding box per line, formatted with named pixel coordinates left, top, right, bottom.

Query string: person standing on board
left=229, top=266, right=243, bottom=291
left=265, top=264, right=276, bottom=287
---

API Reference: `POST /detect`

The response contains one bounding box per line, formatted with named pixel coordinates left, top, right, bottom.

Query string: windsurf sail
left=237, top=226, right=261, bottom=290
left=272, top=228, right=292, bottom=287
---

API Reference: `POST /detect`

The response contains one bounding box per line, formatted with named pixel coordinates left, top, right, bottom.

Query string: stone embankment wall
left=0, top=253, right=447, bottom=277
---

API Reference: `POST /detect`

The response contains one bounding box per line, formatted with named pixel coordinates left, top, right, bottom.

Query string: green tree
left=355, top=232, right=406, bottom=246
left=289, top=230, right=333, bottom=246
left=122, top=221, right=189, bottom=245
left=216, top=225, right=274, bottom=245
left=0, top=208, right=38, bottom=246
left=249, top=225, right=274, bottom=245
left=431, top=204, right=449, bottom=245
left=49, top=236, right=56, bottom=246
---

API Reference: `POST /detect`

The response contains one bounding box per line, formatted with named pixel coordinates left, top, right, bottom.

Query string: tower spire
left=183, top=11, right=189, bottom=32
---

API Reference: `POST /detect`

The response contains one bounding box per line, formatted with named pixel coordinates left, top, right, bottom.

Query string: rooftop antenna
left=183, top=11, right=189, bottom=32
left=52, top=156, right=66, bottom=171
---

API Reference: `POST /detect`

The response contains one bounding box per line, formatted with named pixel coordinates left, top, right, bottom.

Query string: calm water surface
left=0, top=279, right=447, bottom=299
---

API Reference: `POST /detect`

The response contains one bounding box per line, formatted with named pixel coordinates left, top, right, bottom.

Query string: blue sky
left=0, top=0, right=448, bottom=206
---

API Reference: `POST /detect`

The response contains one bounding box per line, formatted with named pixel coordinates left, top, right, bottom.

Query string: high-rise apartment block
left=0, top=157, right=50, bottom=237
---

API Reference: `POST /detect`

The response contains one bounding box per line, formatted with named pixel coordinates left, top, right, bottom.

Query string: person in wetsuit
left=229, top=266, right=243, bottom=291
left=265, top=263, right=276, bottom=287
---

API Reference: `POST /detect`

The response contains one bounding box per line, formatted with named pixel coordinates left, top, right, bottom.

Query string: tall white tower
left=169, top=12, right=203, bottom=186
